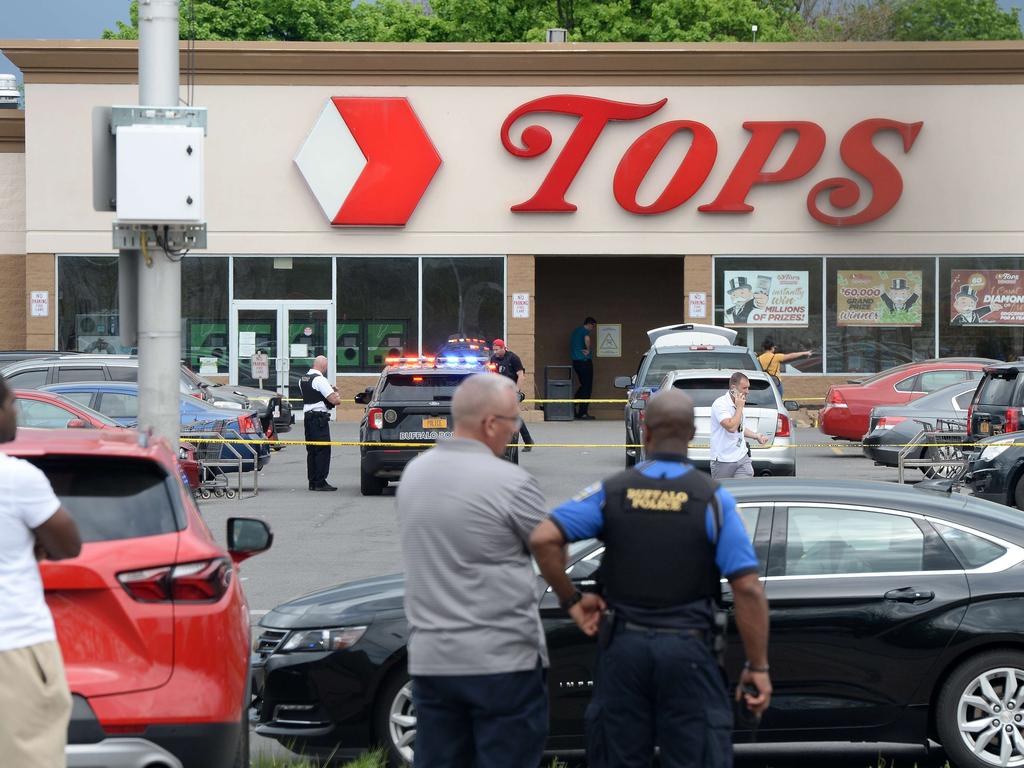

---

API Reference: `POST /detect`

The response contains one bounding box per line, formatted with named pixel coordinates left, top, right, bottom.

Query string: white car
left=641, top=368, right=798, bottom=475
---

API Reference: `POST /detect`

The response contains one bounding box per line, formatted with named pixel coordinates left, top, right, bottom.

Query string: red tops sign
left=500, top=95, right=923, bottom=227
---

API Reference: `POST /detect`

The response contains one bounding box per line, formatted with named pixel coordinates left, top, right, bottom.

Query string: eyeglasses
left=490, top=413, right=523, bottom=428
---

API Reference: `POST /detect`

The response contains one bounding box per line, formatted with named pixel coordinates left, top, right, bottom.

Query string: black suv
left=355, top=362, right=519, bottom=496
left=967, top=362, right=1024, bottom=439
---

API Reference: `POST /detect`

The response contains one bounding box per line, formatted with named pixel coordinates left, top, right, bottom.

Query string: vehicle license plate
left=980, top=421, right=990, bottom=434
left=423, top=417, right=448, bottom=429
left=273, top=407, right=281, bottom=418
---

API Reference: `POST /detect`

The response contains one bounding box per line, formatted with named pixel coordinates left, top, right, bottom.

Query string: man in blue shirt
left=570, top=316, right=597, bottom=420
left=530, top=388, right=771, bottom=768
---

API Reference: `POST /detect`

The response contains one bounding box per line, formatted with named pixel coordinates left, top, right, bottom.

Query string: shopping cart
left=181, top=419, right=259, bottom=499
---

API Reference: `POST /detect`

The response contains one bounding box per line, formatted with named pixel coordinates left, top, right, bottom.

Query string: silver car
left=638, top=368, right=798, bottom=476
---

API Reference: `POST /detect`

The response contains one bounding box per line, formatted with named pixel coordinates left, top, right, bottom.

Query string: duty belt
left=621, top=621, right=709, bottom=639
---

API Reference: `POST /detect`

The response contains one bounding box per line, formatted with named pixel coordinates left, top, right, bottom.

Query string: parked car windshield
left=642, top=351, right=757, bottom=386
left=378, top=373, right=470, bottom=402
left=26, top=457, right=178, bottom=542
left=670, top=377, right=776, bottom=407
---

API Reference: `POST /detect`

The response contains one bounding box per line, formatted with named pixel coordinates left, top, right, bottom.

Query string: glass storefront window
left=182, top=257, right=229, bottom=374
left=233, top=257, right=332, bottom=300
left=422, top=257, right=504, bottom=355
left=336, top=257, right=418, bottom=372
left=714, top=257, right=824, bottom=374
left=939, top=257, right=1024, bottom=363
left=825, top=257, right=936, bottom=374
left=57, top=256, right=122, bottom=353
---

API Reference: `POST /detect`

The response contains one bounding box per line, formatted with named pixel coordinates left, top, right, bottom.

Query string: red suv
left=2, top=428, right=272, bottom=768
left=819, top=358, right=993, bottom=441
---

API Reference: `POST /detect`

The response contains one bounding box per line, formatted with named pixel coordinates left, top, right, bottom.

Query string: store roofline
left=0, top=110, right=24, bottom=152
left=2, top=40, right=1024, bottom=85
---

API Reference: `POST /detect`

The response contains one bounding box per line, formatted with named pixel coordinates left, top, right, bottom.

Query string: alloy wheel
left=957, top=667, right=1024, bottom=767
left=388, top=679, right=417, bottom=764
left=927, top=444, right=965, bottom=479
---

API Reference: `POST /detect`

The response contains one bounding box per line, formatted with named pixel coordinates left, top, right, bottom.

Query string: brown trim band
left=3, top=40, right=1024, bottom=86
left=0, top=111, right=25, bottom=153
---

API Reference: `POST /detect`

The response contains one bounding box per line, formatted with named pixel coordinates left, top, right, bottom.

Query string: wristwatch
left=560, top=590, right=584, bottom=611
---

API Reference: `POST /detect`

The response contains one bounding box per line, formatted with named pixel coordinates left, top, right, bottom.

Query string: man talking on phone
left=710, top=372, right=768, bottom=479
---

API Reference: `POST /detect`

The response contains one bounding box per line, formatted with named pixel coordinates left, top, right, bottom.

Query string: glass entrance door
left=230, top=302, right=335, bottom=419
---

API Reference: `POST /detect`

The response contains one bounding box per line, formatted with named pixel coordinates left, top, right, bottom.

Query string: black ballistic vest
left=599, top=466, right=721, bottom=609
left=299, top=372, right=334, bottom=410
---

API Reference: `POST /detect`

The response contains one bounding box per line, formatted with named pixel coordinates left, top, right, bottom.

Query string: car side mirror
left=354, top=392, right=370, bottom=405
left=65, top=418, right=91, bottom=429
left=613, top=376, right=632, bottom=389
left=227, top=517, right=273, bottom=563
left=784, top=400, right=800, bottom=412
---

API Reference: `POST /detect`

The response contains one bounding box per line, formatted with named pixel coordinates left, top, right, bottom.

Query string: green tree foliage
left=103, top=0, right=1021, bottom=43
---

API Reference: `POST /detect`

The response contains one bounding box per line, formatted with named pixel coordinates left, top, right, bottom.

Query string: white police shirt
left=303, top=369, right=334, bottom=413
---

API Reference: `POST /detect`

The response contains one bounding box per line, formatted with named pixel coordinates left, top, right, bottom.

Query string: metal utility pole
left=135, top=0, right=182, bottom=448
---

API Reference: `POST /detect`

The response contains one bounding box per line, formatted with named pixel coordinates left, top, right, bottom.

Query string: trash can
left=544, top=365, right=575, bottom=421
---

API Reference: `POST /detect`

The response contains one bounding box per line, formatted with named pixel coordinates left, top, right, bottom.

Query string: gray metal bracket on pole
left=110, top=105, right=208, bottom=134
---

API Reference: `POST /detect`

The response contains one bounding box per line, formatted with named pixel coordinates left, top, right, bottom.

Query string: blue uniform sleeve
left=706, top=487, right=759, bottom=579
left=550, top=482, right=606, bottom=542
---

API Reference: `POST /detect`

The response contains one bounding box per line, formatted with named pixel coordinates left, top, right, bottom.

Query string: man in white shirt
left=299, top=355, right=342, bottom=491
left=710, top=371, right=768, bottom=479
left=0, top=377, right=82, bottom=767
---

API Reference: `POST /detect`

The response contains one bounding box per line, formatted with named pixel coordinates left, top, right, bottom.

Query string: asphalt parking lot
left=198, top=419, right=955, bottom=766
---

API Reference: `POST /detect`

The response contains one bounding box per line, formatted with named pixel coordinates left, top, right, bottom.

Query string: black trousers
left=519, top=421, right=533, bottom=444
left=303, top=410, right=332, bottom=485
left=573, top=359, right=594, bottom=417
left=412, top=663, right=548, bottom=768
left=585, top=627, right=732, bottom=768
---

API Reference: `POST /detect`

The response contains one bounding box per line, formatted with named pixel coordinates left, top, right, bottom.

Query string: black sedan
left=862, top=381, right=977, bottom=477
left=252, top=479, right=1024, bottom=768
left=966, top=430, right=1024, bottom=509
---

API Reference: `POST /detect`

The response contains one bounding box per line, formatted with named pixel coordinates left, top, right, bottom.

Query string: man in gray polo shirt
left=397, top=372, right=549, bottom=768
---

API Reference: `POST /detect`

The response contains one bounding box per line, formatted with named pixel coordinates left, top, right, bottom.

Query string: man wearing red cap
left=489, top=340, right=535, bottom=452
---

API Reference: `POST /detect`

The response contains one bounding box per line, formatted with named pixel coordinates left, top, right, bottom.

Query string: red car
left=2, top=429, right=272, bottom=768
left=819, top=358, right=994, bottom=441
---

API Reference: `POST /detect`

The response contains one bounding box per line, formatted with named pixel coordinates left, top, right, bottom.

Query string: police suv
left=355, top=345, right=517, bottom=496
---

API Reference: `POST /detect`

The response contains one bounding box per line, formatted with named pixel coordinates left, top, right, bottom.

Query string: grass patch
left=250, top=748, right=386, bottom=768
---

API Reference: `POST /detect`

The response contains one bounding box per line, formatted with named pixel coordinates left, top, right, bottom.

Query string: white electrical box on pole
left=92, top=0, right=208, bottom=450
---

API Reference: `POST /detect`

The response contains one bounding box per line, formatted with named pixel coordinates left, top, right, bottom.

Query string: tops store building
left=1, top=40, right=1023, bottom=418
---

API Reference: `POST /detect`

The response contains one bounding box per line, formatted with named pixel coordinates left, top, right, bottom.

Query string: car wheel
left=1014, top=474, right=1024, bottom=511
left=374, top=668, right=415, bottom=768
left=625, top=434, right=636, bottom=468
left=361, top=465, right=386, bottom=496
left=922, top=445, right=965, bottom=479
left=231, top=681, right=251, bottom=768
left=504, top=433, right=520, bottom=464
left=936, top=650, right=1024, bottom=768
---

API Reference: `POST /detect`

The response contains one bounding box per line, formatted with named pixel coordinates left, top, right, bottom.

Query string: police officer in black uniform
left=299, top=355, right=341, bottom=491
left=489, top=339, right=535, bottom=452
left=531, top=388, right=772, bottom=768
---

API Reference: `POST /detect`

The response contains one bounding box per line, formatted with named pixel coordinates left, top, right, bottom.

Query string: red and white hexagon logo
left=295, top=97, right=442, bottom=227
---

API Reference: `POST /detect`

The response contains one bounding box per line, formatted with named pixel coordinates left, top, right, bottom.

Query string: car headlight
left=280, top=627, right=367, bottom=652
left=215, top=400, right=243, bottom=410
left=981, top=444, right=1011, bottom=461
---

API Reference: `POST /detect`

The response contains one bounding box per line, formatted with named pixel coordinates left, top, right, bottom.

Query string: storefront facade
left=2, top=41, right=1024, bottom=416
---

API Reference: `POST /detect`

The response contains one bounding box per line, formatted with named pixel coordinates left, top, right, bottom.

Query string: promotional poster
left=836, top=271, right=923, bottom=327
left=723, top=271, right=809, bottom=327
left=950, top=271, right=1024, bottom=326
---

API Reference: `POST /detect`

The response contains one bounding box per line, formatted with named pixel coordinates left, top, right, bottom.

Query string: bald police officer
left=299, top=355, right=341, bottom=492
left=531, top=388, right=772, bottom=768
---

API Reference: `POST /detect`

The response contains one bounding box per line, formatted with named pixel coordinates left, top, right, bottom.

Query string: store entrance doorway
left=230, top=301, right=335, bottom=420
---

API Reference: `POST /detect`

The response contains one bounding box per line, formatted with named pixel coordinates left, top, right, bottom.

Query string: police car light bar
left=384, top=356, right=436, bottom=366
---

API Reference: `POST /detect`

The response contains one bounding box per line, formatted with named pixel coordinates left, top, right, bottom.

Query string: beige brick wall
left=25, top=253, right=55, bottom=348
left=684, top=255, right=712, bottom=323
left=506, top=254, right=536, bottom=400
left=0, top=255, right=26, bottom=348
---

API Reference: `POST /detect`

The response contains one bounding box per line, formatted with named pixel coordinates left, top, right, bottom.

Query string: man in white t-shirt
left=0, top=377, right=82, bottom=767
left=710, top=371, right=768, bottom=479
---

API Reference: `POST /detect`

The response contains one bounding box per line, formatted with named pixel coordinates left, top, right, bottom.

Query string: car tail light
left=776, top=413, right=791, bottom=438
left=967, top=404, right=974, bottom=432
left=238, top=414, right=257, bottom=434
left=1007, top=407, right=1020, bottom=433
left=826, top=388, right=848, bottom=408
left=689, top=345, right=714, bottom=350
left=368, top=408, right=384, bottom=430
left=117, top=559, right=231, bottom=603
left=877, top=416, right=907, bottom=430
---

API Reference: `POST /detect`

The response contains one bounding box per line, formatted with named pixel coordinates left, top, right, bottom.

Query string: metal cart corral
left=181, top=420, right=261, bottom=499
left=897, top=418, right=970, bottom=485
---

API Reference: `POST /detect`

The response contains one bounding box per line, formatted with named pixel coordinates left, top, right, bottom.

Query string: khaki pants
left=0, top=641, right=72, bottom=768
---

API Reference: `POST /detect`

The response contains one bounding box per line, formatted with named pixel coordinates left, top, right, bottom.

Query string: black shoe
left=579, top=414, right=596, bottom=420
left=523, top=442, right=533, bottom=453
left=311, top=482, right=338, bottom=492
left=308, top=482, right=315, bottom=490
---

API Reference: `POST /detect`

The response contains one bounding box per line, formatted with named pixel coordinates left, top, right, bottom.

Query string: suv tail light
left=368, top=408, right=384, bottom=430
left=877, top=416, right=907, bottom=430
left=238, top=414, right=257, bottom=434
left=826, top=388, right=848, bottom=408
left=1007, top=407, right=1020, bottom=433
left=118, top=559, right=231, bottom=603
left=967, top=403, right=974, bottom=432
left=776, top=412, right=790, bottom=438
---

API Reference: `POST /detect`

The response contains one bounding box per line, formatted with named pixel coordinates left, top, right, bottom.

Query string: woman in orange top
left=758, top=338, right=813, bottom=397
